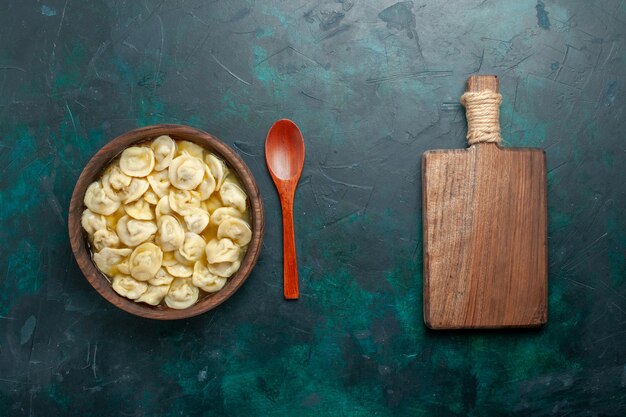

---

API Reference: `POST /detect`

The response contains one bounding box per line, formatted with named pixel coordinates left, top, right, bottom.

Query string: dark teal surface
left=1, top=0, right=625, bottom=415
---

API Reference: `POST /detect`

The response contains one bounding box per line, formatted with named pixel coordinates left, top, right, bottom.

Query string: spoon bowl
left=265, top=119, right=306, bottom=299
left=265, top=119, right=305, bottom=180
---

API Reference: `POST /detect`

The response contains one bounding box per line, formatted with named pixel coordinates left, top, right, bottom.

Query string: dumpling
left=205, top=154, right=228, bottom=191
left=155, top=195, right=172, bottom=219
left=156, top=215, right=185, bottom=251
left=136, top=284, right=170, bottom=305
left=92, top=229, right=120, bottom=251
left=116, top=215, right=157, bottom=247
left=104, top=165, right=132, bottom=189
left=119, top=146, right=155, bottom=177
left=177, top=232, right=206, bottom=264
left=117, top=258, right=130, bottom=275
left=151, top=135, right=176, bottom=171
left=93, top=247, right=132, bottom=275
left=169, top=189, right=201, bottom=216
left=177, top=141, right=204, bottom=159
left=84, top=182, right=120, bottom=215
left=119, top=178, right=150, bottom=204
left=81, top=209, right=107, bottom=235
left=210, top=207, right=244, bottom=227
left=208, top=260, right=241, bottom=278
left=147, top=169, right=170, bottom=198
left=184, top=208, right=210, bottom=234
left=196, top=165, right=216, bottom=200
left=192, top=261, right=227, bottom=293
left=174, top=250, right=195, bottom=266
left=165, top=278, right=199, bottom=309
left=143, top=189, right=159, bottom=205
left=102, top=165, right=132, bottom=201
left=149, top=268, right=175, bottom=286
left=219, top=182, right=247, bottom=212
left=165, top=263, right=193, bottom=278
left=205, top=238, right=240, bottom=264
left=168, top=155, right=205, bottom=190
left=124, top=198, right=154, bottom=220
left=111, top=275, right=148, bottom=300
left=129, top=242, right=163, bottom=281
left=217, top=217, right=252, bottom=246
left=103, top=175, right=150, bottom=204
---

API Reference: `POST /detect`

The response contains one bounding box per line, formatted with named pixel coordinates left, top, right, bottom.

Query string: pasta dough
left=169, top=189, right=201, bottom=216
left=117, top=258, right=130, bottom=275
left=93, top=248, right=132, bottom=275
left=197, top=165, right=216, bottom=200
left=84, top=182, right=120, bottom=215
left=147, top=169, right=170, bottom=198
left=177, top=232, right=206, bottom=263
left=155, top=196, right=172, bottom=219
left=136, top=284, right=170, bottom=305
left=217, top=217, right=252, bottom=246
left=124, top=198, right=153, bottom=220
left=157, top=215, right=185, bottom=251
left=144, top=189, right=159, bottom=205
left=169, top=155, right=205, bottom=190
left=129, top=242, right=163, bottom=281
left=178, top=141, right=204, bottom=159
left=119, top=178, right=150, bottom=204
left=93, top=229, right=120, bottom=251
left=112, top=275, right=148, bottom=300
left=165, top=278, right=199, bottom=309
left=174, top=250, right=195, bottom=266
left=165, top=262, right=194, bottom=278
left=120, top=147, right=155, bottom=177
left=205, top=238, right=240, bottom=264
left=149, top=268, right=175, bottom=286
left=151, top=135, right=176, bottom=171
left=116, top=215, right=157, bottom=247
left=219, top=182, right=247, bottom=212
left=210, top=207, right=243, bottom=226
left=208, top=260, right=241, bottom=278
left=81, top=209, right=107, bottom=235
left=205, top=153, right=228, bottom=191
left=184, top=208, right=210, bottom=234
left=102, top=166, right=132, bottom=201
left=82, top=136, right=252, bottom=309
left=192, top=261, right=227, bottom=293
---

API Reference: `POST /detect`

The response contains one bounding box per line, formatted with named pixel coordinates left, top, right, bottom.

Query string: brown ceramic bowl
left=68, top=124, right=264, bottom=320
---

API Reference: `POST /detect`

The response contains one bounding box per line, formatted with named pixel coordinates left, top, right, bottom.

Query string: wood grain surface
left=278, top=186, right=299, bottom=299
left=422, top=76, right=548, bottom=329
left=68, top=124, right=264, bottom=320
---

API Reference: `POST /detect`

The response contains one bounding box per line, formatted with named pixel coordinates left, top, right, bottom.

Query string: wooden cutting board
left=422, top=75, right=548, bottom=329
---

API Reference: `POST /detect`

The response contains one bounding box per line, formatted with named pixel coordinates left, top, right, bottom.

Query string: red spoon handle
left=280, top=194, right=299, bottom=299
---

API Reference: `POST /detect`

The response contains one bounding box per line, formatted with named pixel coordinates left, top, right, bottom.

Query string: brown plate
left=68, top=124, right=264, bottom=320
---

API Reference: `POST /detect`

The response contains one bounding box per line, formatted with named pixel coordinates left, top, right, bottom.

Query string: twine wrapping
left=460, top=91, right=503, bottom=145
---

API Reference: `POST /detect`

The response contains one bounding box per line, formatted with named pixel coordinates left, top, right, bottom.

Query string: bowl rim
left=68, top=124, right=265, bottom=320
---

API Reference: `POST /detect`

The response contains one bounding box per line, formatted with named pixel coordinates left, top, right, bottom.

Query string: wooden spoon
left=265, top=119, right=306, bottom=299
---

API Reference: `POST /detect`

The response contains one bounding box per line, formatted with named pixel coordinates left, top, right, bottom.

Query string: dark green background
left=1, top=0, right=624, bottom=415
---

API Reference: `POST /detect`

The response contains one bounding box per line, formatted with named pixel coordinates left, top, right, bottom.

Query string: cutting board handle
left=461, top=75, right=502, bottom=145
left=466, top=74, right=499, bottom=93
